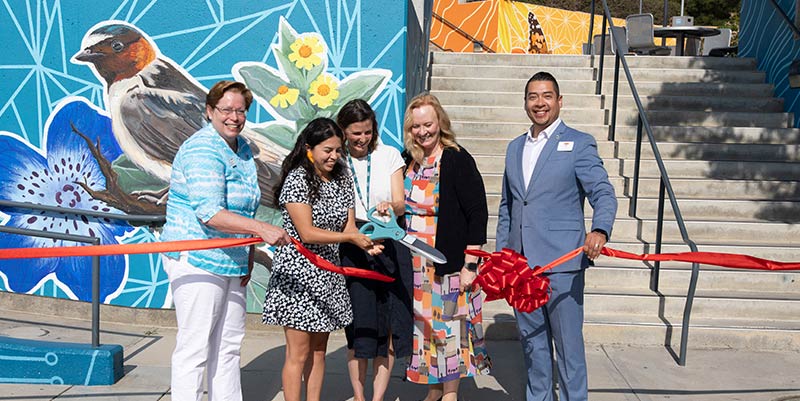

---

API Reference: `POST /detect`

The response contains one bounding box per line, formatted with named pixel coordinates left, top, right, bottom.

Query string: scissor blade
left=399, top=233, right=447, bottom=264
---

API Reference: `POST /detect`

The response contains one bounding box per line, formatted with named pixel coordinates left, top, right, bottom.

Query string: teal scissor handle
left=359, top=207, right=405, bottom=241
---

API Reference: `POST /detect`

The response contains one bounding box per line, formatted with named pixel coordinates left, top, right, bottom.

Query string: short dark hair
left=524, top=71, right=560, bottom=98
left=336, top=99, right=379, bottom=154
left=206, top=80, right=253, bottom=110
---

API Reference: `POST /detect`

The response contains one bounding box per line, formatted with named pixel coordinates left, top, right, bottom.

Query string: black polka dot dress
left=262, top=167, right=354, bottom=332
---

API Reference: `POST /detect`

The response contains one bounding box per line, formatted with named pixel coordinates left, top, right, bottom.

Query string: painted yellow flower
left=269, top=85, right=300, bottom=108
left=309, top=74, right=339, bottom=109
left=288, top=36, right=323, bottom=70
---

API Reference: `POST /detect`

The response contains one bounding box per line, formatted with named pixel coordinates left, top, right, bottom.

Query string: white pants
left=163, top=254, right=247, bottom=401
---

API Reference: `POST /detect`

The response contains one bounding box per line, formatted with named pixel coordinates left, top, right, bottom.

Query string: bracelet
left=464, top=262, right=479, bottom=272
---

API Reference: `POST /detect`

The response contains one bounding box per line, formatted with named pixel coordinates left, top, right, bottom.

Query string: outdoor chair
left=593, top=26, right=628, bottom=55
left=626, top=13, right=671, bottom=56
left=702, top=28, right=732, bottom=55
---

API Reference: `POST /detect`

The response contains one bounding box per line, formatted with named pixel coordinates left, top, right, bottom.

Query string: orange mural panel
left=432, top=0, right=625, bottom=55
left=431, top=0, right=499, bottom=52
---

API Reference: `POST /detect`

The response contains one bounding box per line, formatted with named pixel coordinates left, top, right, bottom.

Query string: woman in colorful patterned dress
left=262, top=117, right=382, bottom=401
left=402, top=94, right=491, bottom=401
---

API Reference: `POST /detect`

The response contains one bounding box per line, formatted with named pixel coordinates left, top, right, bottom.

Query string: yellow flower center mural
left=269, top=84, right=300, bottom=109
left=309, top=74, right=339, bottom=109
left=288, top=36, right=323, bottom=70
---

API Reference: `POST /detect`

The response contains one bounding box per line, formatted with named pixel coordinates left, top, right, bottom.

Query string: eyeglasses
left=214, top=107, right=247, bottom=117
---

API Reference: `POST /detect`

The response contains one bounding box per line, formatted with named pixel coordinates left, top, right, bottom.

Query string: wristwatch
left=464, top=262, right=479, bottom=272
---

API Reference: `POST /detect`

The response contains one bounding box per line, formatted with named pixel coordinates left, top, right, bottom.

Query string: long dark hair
left=336, top=99, right=379, bottom=154
left=274, top=118, right=346, bottom=206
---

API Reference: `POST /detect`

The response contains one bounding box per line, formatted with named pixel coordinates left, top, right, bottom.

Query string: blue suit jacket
left=495, top=122, right=617, bottom=272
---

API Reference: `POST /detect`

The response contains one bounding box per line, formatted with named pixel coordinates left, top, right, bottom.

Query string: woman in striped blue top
left=161, top=80, right=290, bottom=401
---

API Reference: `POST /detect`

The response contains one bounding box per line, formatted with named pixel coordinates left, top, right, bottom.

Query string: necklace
left=348, top=152, right=371, bottom=212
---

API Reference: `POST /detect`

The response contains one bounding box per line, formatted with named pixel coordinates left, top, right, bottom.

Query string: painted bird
left=72, top=21, right=286, bottom=207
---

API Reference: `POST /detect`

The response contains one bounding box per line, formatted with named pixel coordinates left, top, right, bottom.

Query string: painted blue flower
left=0, top=98, right=130, bottom=302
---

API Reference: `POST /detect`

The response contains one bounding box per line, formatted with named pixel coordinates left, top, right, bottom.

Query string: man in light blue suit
left=496, top=72, right=617, bottom=401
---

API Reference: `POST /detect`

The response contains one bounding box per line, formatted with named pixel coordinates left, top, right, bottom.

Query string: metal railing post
left=609, top=51, right=621, bottom=141
left=91, top=239, right=101, bottom=348
left=651, top=178, right=666, bottom=292
left=595, top=14, right=607, bottom=95
left=630, top=115, right=643, bottom=218
left=588, top=0, right=596, bottom=63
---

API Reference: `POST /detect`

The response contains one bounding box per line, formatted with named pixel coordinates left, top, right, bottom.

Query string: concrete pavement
left=1, top=308, right=799, bottom=401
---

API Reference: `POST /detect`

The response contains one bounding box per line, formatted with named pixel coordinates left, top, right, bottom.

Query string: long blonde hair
left=403, top=93, right=459, bottom=164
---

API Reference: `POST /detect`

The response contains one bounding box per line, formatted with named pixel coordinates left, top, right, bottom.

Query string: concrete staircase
left=430, top=52, right=800, bottom=352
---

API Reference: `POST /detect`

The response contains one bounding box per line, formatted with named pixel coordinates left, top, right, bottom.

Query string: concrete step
left=612, top=109, right=794, bottom=128
left=432, top=90, right=604, bottom=109
left=611, top=141, right=800, bottom=162
left=431, top=64, right=596, bottom=81
left=585, top=267, right=800, bottom=297
left=432, top=52, right=758, bottom=71
left=484, top=194, right=800, bottom=223
left=431, top=76, right=775, bottom=98
left=436, top=90, right=783, bottom=112
left=430, top=76, right=598, bottom=95
left=432, top=52, right=593, bottom=68
left=454, top=122, right=609, bottom=140
left=482, top=174, right=800, bottom=201
left=454, top=122, right=800, bottom=144
left=485, top=216, right=800, bottom=246
left=583, top=292, right=800, bottom=324
left=598, top=81, right=775, bottom=98
left=597, top=68, right=765, bottom=84
left=610, top=126, right=800, bottom=144
left=473, top=154, right=800, bottom=178
left=445, top=105, right=792, bottom=128
left=592, top=54, right=758, bottom=70
left=609, top=94, right=783, bottom=112
left=445, top=105, right=608, bottom=125
left=482, top=299, right=800, bottom=350
left=609, top=158, right=800, bottom=181
left=433, top=64, right=765, bottom=84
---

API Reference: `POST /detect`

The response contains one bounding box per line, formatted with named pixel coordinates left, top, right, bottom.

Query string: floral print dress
left=404, top=155, right=490, bottom=384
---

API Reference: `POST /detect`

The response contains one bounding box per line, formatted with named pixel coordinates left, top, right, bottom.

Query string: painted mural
left=739, top=0, right=800, bottom=128
left=432, top=0, right=624, bottom=54
left=0, top=1, right=407, bottom=312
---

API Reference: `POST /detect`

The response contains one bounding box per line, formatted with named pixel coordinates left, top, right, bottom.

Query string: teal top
left=161, top=124, right=260, bottom=276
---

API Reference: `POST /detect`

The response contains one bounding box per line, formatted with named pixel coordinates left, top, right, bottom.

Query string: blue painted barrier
left=0, top=336, right=123, bottom=385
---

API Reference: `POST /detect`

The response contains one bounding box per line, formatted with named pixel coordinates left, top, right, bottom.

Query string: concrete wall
left=739, top=0, right=800, bottom=127
left=0, top=1, right=409, bottom=312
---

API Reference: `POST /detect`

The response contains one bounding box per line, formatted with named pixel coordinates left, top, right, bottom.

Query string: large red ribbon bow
left=465, top=248, right=552, bottom=313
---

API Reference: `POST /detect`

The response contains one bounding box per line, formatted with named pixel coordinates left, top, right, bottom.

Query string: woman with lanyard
left=337, top=99, right=413, bottom=401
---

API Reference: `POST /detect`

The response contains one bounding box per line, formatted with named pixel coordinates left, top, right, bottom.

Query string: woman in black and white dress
left=263, top=117, right=382, bottom=401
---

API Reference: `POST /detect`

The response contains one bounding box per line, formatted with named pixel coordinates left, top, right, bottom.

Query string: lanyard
left=348, top=153, right=371, bottom=212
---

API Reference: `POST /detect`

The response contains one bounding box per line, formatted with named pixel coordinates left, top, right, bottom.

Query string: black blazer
left=405, top=145, right=488, bottom=276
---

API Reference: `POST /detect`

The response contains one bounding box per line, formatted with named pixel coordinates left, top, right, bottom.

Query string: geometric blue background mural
left=0, top=0, right=408, bottom=312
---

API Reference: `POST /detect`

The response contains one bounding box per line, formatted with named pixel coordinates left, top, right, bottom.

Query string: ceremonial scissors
left=359, top=207, right=448, bottom=264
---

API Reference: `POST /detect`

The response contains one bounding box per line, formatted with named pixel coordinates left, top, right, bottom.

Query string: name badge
left=557, top=141, right=574, bottom=152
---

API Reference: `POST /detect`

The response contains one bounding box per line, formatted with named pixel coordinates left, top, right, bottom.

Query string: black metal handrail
left=431, top=11, right=494, bottom=53
left=590, top=0, right=700, bottom=366
left=0, top=200, right=166, bottom=347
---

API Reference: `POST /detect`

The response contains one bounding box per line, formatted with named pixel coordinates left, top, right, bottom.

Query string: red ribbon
left=466, top=246, right=800, bottom=313
left=289, top=237, right=395, bottom=282
left=0, top=236, right=394, bottom=282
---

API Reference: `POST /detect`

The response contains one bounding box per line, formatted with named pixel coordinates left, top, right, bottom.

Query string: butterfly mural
left=528, top=11, right=550, bottom=54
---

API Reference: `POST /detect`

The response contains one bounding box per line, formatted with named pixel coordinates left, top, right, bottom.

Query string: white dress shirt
left=522, top=118, right=562, bottom=190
